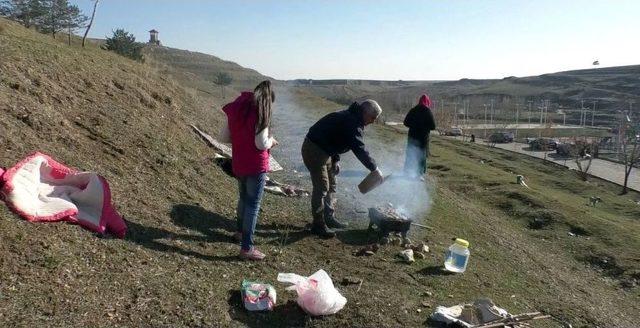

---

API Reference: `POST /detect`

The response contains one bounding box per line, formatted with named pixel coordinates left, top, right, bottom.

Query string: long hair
left=253, top=80, right=275, bottom=135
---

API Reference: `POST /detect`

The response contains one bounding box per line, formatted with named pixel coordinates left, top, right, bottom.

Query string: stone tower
left=148, top=29, right=160, bottom=46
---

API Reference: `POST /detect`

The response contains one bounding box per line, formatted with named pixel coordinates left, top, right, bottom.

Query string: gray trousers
left=301, top=138, right=336, bottom=225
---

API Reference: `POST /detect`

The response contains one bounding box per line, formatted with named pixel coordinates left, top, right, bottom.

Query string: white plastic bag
left=277, top=269, right=347, bottom=316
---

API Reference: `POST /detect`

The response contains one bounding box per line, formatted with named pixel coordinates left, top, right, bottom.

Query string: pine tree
left=1, top=0, right=47, bottom=28
left=103, top=29, right=144, bottom=61
left=0, top=1, right=10, bottom=16
left=41, top=0, right=86, bottom=38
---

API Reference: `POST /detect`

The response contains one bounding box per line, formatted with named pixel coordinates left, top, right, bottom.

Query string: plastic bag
left=241, top=280, right=277, bottom=311
left=277, top=269, right=347, bottom=316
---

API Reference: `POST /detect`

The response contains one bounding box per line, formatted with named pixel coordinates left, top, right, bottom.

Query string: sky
left=70, top=0, right=640, bottom=81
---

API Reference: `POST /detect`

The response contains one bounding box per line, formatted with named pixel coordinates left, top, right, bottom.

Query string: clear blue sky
left=71, top=0, right=640, bottom=81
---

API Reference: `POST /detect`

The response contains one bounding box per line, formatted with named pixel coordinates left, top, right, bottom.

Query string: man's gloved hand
left=331, top=162, right=340, bottom=175
left=373, top=168, right=383, bottom=177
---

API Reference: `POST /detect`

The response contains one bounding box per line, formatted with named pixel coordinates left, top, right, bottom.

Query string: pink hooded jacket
left=222, top=92, right=270, bottom=176
left=419, top=94, right=432, bottom=108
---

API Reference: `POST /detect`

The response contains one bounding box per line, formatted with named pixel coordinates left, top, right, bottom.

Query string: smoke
left=269, top=86, right=331, bottom=172
left=351, top=126, right=434, bottom=223
left=270, top=85, right=433, bottom=223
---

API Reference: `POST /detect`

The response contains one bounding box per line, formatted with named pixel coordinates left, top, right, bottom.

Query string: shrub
left=103, top=28, right=143, bottom=61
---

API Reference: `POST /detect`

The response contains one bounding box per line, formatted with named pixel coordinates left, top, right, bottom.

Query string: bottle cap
left=455, top=238, right=469, bottom=247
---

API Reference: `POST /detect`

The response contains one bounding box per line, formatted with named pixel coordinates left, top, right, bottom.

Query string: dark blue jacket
left=306, top=102, right=377, bottom=171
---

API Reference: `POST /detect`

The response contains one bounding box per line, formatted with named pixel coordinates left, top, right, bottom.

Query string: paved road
left=473, top=138, right=640, bottom=192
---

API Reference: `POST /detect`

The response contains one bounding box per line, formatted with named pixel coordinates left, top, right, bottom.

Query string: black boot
left=311, top=221, right=336, bottom=238
left=325, top=216, right=348, bottom=229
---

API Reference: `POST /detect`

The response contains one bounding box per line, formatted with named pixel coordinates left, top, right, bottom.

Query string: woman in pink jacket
left=221, top=81, right=277, bottom=260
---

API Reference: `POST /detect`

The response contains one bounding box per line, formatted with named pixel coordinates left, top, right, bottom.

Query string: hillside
left=0, top=17, right=237, bottom=326
left=293, top=65, right=640, bottom=125
left=1, top=17, right=640, bottom=328
left=143, top=45, right=270, bottom=105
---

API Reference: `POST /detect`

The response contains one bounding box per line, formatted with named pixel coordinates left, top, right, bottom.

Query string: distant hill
left=291, top=65, right=640, bottom=125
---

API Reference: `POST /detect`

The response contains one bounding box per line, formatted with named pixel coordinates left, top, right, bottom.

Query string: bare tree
left=433, top=99, right=454, bottom=135
left=81, top=0, right=97, bottom=47
left=570, top=139, right=597, bottom=181
left=620, top=124, right=640, bottom=194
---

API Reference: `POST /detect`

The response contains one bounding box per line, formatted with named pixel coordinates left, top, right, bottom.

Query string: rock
left=402, top=237, right=413, bottom=247
left=341, top=276, right=362, bottom=285
left=414, top=251, right=426, bottom=259
left=568, top=232, right=576, bottom=237
left=424, top=291, right=433, bottom=297
left=411, top=242, right=430, bottom=253
left=448, top=294, right=454, bottom=298
left=380, top=237, right=390, bottom=245
left=421, top=300, right=432, bottom=307
left=417, top=309, right=422, bottom=313
left=390, top=237, right=402, bottom=246
left=355, top=244, right=379, bottom=256
left=399, top=249, right=415, bottom=263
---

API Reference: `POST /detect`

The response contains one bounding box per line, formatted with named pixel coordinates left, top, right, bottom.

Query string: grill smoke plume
left=270, top=86, right=433, bottom=224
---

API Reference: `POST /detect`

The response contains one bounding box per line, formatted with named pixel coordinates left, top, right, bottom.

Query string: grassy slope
left=1, top=18, right=639, bottom=328
left=143, top=45, right=269, bottom=106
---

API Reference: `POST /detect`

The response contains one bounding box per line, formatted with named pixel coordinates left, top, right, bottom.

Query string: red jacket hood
left=419, top=94, right=432, bottom=108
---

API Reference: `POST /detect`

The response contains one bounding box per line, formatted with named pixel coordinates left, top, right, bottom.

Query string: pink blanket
left=0, top=152, right=126, bottom=238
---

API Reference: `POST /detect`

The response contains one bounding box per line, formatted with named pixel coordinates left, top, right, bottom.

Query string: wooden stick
left=410, top=222, right=433, bottom=230
left=473, top=313, right=551, bottom=328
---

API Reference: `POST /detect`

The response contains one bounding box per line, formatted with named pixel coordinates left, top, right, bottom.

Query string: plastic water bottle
left=444, top=238, right=470, bottom=273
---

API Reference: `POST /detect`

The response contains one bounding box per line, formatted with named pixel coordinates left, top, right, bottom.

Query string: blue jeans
left=236, top=173, right=266, bottom=251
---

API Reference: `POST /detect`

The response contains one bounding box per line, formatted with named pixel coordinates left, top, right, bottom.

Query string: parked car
left=488, top=132, right=514, bottom=143
left=445, top=127, right=463, bottom=136
left=529, top=138, right=558, bottom=151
